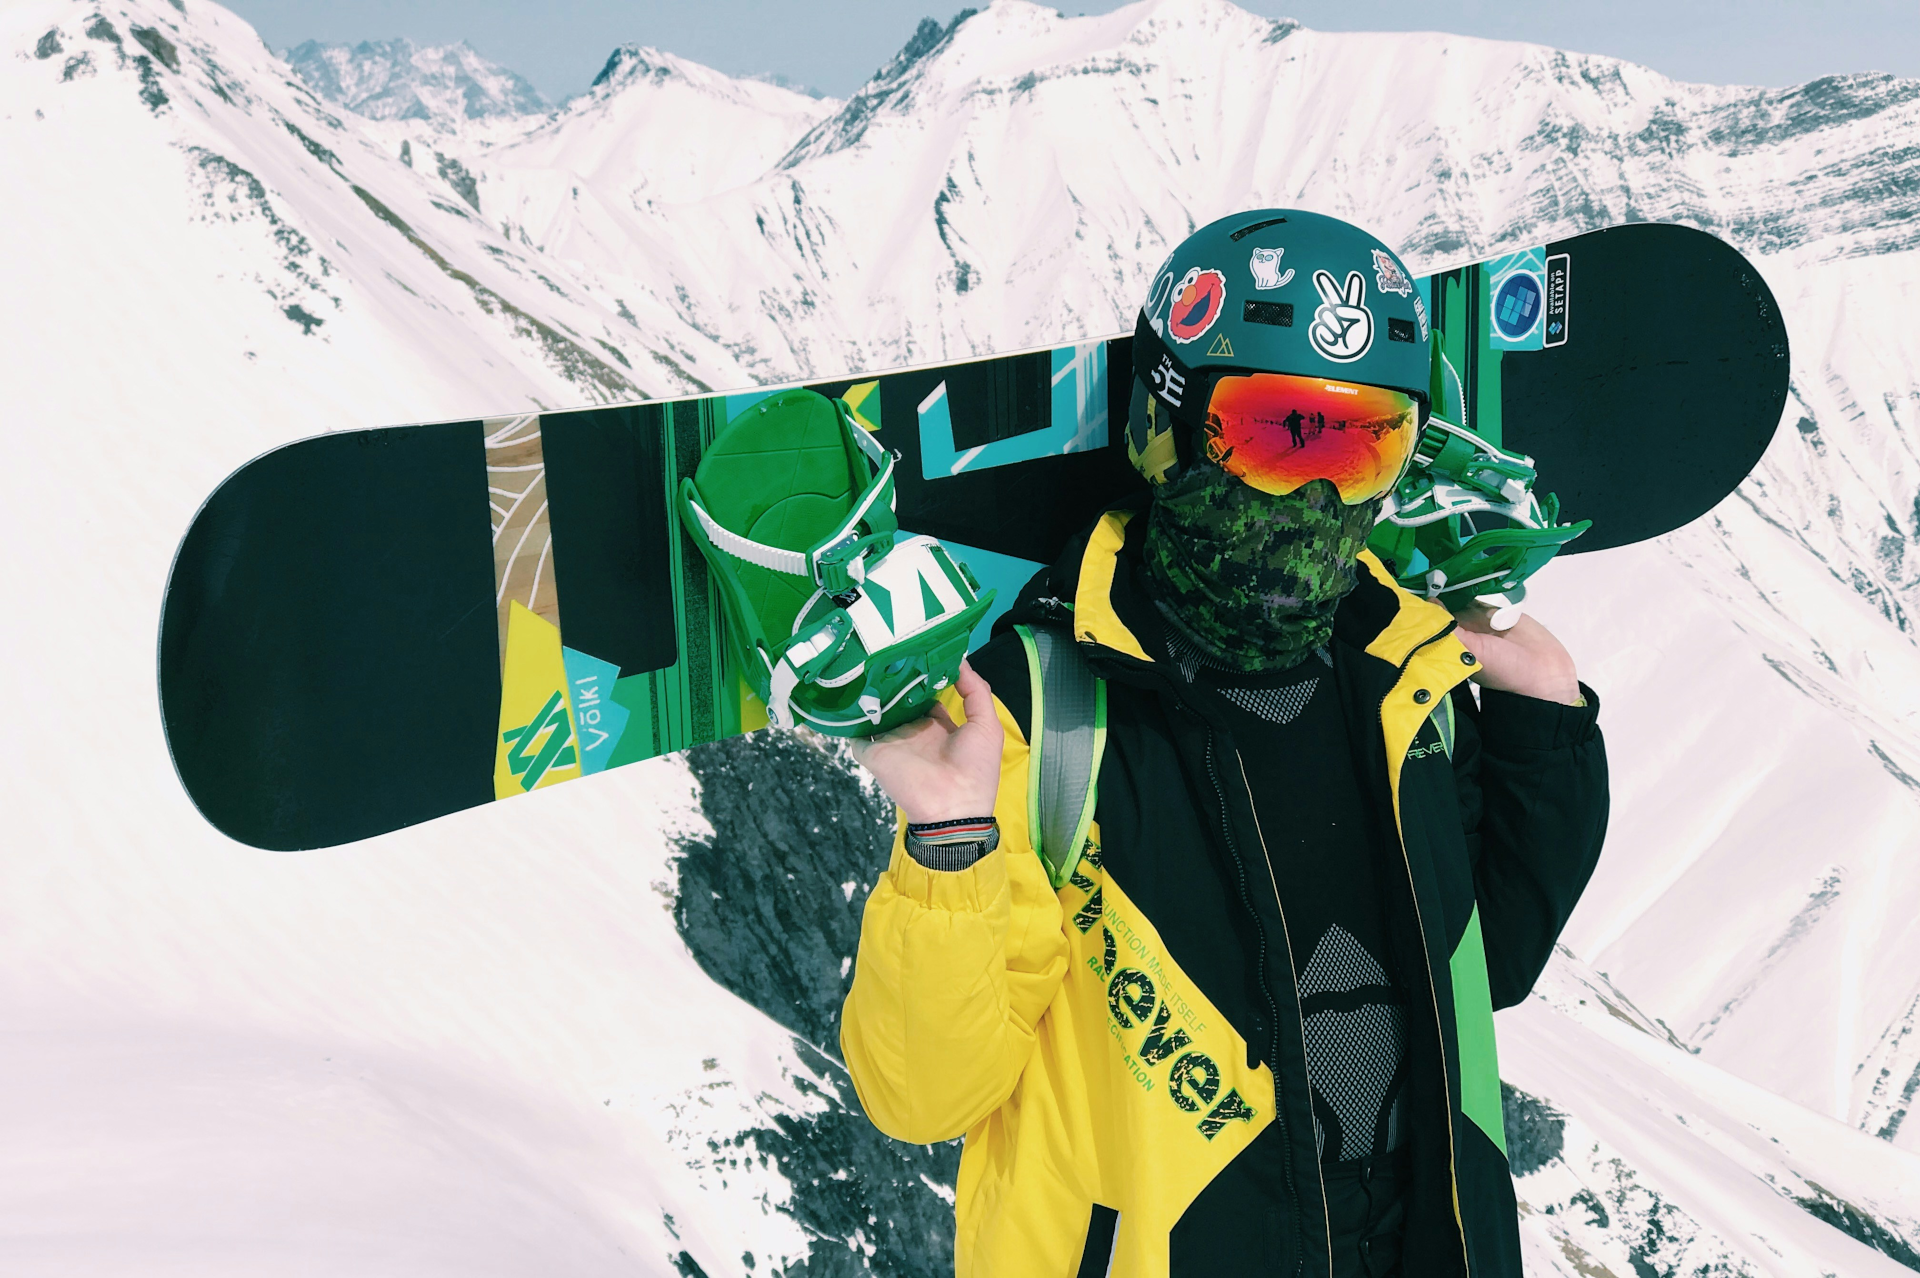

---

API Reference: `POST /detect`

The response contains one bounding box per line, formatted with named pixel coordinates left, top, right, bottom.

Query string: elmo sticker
left=1168, top=268, right=1228, bottom=344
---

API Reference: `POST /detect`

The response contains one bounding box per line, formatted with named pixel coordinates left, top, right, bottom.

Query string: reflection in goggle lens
left=1203, top=372, right=1419, bottom=503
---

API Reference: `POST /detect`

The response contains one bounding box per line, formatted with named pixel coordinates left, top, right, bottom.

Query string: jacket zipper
left=1203, top=730, right=1307, bottom=1278
left=1384, top=632, right=1473, bottom=1277
left=1230, top=747, right=1335, bottom=1278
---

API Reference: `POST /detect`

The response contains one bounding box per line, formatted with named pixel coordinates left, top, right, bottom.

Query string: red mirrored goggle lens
left=1202, top=372, right=1420, bottom=503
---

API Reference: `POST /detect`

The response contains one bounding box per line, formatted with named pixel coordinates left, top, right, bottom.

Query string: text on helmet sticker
left=1371, top=249, right=1414, bottom=297
left=1151, top=354, right=1187, bottom=407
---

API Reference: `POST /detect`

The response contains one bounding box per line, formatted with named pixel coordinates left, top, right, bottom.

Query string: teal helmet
left=1127, top=209, right=1432, bottom=486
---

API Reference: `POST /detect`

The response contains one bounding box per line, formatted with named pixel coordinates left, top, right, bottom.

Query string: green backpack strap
left=1014, top=624, right=1107, bottom=889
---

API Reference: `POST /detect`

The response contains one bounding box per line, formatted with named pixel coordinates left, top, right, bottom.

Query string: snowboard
left=160, top=221, right=1788, bottom=850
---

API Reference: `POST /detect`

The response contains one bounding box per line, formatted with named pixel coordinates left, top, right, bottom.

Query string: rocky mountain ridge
left=285, top=36, right=548, bottom=126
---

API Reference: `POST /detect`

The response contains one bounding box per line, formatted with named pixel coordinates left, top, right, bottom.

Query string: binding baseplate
left=678, top=388, right=995, bottom=736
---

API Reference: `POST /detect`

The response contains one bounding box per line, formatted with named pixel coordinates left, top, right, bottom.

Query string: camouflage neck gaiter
left=1143, top=464, right=1381, bottom=672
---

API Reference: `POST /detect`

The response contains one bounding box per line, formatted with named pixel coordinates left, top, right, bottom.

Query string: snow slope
left=5, top=0, right=1920, bottom=1272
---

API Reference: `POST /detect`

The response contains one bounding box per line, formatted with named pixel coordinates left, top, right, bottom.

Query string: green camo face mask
left=1143, top=463, right=1381, bottom=672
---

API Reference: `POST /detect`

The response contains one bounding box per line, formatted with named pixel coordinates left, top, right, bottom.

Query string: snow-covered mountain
left=285, top=37, right=547, bottom=125
left=4, top=0, right=1920, bottom=1273
left=479, top=45, right=840, bottom=232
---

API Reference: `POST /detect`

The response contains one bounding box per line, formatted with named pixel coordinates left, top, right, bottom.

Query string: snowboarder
left=842, top=208, right=1609, bottom=1277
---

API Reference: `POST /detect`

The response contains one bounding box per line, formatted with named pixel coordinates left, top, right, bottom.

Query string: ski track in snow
left=4, top=0, right=1920, bottom=1272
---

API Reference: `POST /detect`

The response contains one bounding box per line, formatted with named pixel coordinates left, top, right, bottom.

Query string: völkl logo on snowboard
left=501, top=690, right=577, bottom=791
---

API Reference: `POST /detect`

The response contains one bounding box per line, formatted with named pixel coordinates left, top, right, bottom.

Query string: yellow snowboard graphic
left=494, top=601, right=581, bottom=798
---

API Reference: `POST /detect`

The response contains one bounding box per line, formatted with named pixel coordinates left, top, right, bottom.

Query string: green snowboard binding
left=678, top=388, right=995, bottom=736
left=1368, top=413, right=1592, bottom=614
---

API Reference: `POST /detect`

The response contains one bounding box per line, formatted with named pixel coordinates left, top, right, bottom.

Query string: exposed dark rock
left=347, top=184, right=640, bottom=400
left=129, top=25, right=178, bottom=72
left=280, top=118, right=341, bottom=172
left=35, top=30, right=61, bottom=59
left=283, top=304, right=323, bottom=334
left=133, top=55, right=167, bottom=111
left=676, top=730, right=887, bottom=1051
left=1797, top=1184, right=1920, bottom=1269
left=434, top=150, right=480, bottom=212
left=676, top=730, right=960, bottom=1277
left=1501, top=1083, right=1566, bottom=1176
left=781, top=11, right=977, bottom=167
left=1570, top=1187, right=1610, bottom=1229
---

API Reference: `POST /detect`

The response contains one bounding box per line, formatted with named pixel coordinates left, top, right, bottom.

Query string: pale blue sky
left=226, top=0, right=1920, bottom=103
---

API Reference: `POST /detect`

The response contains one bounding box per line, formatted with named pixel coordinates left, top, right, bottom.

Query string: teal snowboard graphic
left=160, top=222, right=1787, bottom=849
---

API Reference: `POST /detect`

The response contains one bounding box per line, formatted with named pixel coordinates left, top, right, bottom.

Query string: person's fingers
left=927, top=699, right=958, bottom=730
left=955, top=658, right=988, bottom=697
left=1449, top=602, right=1499, bottom=634
left=957, top=660, right=997, bottom=730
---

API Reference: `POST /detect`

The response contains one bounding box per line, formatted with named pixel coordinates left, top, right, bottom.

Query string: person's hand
left=848, top=660, right=1004, bottom=823
left=1451, top=606, right=1583, bottom=706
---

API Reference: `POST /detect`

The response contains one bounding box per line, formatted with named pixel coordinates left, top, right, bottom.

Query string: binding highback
left=1015, top=624, right=1107, bottom=888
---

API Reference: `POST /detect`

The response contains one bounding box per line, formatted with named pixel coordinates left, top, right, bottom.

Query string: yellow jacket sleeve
left=839, top=688, right=1069, bottom=1145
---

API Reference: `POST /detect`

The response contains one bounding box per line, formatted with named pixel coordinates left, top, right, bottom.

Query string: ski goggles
left=1201, top=372, right=1422, bottom=504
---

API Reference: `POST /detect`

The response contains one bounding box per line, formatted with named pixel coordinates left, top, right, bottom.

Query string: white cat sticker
left=1249, top=247, right=1295, bottom=291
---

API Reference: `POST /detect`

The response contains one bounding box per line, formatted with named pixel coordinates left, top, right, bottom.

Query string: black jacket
left=964, top=503, right=1609, bottom=1276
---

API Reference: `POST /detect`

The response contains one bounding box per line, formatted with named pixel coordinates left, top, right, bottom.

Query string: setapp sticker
left=1168, top=267, right=1228, bottom=344
left=1308, top=270, right=1374, bottom=363
left=1249, top=247, right=1295, bottom=291
left=1544, top=253, right=1571, bottom=347
left=1493, top=270, right=1544, bottom=342
left=1486, top=247, right=1548, bottom=350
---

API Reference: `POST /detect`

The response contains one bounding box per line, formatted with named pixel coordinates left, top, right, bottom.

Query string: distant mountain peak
left=285, top=38, right=548, bottom=126
left=588, top=44, right=668, bottom=91
left=583, top=44, right=829, bottom=105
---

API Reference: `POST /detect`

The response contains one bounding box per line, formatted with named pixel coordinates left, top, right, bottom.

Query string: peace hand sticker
left=1309, top=269, right=1374, bottom=363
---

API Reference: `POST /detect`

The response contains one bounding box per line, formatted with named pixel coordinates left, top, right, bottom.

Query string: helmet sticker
left=1249, top=247, right=1295, bottom=291
left=1371, top=249, right=1413, bottom=297
left=1412, top=293, right=1430, bottom=341
left=1150, top=353, right=1188, bottom=406
left=1168, top=268, right=1228, bottom=344
left=1309, top=270, right=1374, bottom=363
left=1145, top=270, right=1175, bottom=336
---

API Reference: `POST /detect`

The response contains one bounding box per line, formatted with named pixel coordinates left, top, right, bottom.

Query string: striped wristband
left=904, top=817, right=1000, bottom=872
